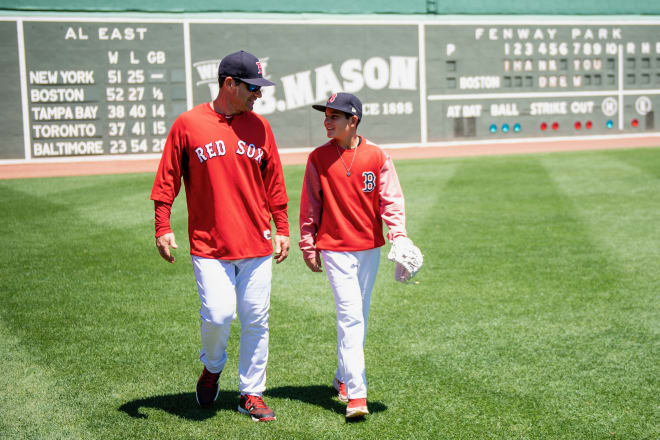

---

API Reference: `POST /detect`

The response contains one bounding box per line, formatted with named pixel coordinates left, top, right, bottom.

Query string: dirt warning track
left=1, top=136, right=658, bottom=180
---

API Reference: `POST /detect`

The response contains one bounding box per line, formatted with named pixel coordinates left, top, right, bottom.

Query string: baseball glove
left=387, top=236, right=423, bottom=283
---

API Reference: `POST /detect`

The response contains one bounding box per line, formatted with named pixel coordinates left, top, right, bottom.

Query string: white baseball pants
left=321, top=248, right=380, bottom=399
left=192, top=254, right=272, bottom=396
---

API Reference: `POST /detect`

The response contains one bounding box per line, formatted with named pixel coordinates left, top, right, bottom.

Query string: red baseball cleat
left=195, top=367, right=221, bottom=408
left=346, top=398, right=369, bottom=418
left=238, top=394, right=276, bottom=422
left=332, top=377, right=348, bottom=402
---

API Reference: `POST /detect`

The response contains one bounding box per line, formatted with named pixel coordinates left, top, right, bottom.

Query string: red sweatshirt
left=299, top=137, right=406, bottom=260
left=151, top=103, right=288, bottom=260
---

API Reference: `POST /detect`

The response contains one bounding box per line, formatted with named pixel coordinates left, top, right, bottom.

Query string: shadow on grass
left=119, top=391, right=236, bottom=421
left=118, top=385, right=386, bottom=421
left=265, top=385, right=387, bottom=416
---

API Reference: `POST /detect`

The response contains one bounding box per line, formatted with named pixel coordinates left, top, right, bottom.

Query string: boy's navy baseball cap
left=312, top=92, right=362, bottom=121
left=218, top=50, right=275, bottom=87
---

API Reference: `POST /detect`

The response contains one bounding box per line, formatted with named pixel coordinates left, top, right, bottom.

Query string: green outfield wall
left=1, top=1, right=660, bottom=15
left=1, top=6, right=660, bottom=162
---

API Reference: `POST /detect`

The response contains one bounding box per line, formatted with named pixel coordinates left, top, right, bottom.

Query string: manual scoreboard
left=23, top=22, right=186, bottom=160
left=0, top=16, right=658, bottom=161
left=426, top=24, right=659, bottom=141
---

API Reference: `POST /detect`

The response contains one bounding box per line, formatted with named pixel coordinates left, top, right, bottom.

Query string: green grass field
left=1, top=148, right=658, bottom=439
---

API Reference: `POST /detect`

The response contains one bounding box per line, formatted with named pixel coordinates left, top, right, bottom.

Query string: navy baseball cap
left=312, top=92, right=362, bottom=121
left=218, top=50, right=275, bottom=87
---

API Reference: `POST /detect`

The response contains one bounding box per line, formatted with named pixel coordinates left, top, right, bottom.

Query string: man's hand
left=304, top=252, right=322, bottom=272
left=156, top=232, right=178, bottom=263
left=273, top=234, right=290, bottom=264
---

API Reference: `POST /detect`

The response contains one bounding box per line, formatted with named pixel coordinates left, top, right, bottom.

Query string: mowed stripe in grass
left=0, top=176, right=202, bottom=438
left=369, top=154, right=656, bottom=438
left=0, top=318, right=88, bottom=440
left=0, top=148, right=658, bottom=439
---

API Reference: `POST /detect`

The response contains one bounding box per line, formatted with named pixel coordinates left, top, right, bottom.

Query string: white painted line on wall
left=184, top=20, right=193, bottom=111
left=16, top=19, right=31, bottom=161
left=618, top=44, right=624, bottom=130
left=428, top=89, right=660, bottom=101
left=418, top=23, right=428, bottom=144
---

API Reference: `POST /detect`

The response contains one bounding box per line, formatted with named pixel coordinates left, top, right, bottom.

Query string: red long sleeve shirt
left=151, top=103, right=289, bottom=260
left=299, top=137, right=406, bottom=260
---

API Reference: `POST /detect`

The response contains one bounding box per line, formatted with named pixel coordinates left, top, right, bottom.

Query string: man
left=299, top=92, right=420, bottom=418
left=151, top=50, right=289, bottom=422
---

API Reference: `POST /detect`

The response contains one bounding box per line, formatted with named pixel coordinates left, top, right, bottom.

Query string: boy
left=299, top=92, right=421, bottom=418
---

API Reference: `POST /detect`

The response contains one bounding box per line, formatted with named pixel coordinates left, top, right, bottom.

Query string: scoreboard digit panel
left=426, top=23, right=660, bottom=141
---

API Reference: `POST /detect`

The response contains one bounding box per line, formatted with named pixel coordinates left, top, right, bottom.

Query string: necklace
left=335, top=138, right=359, bottom=177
